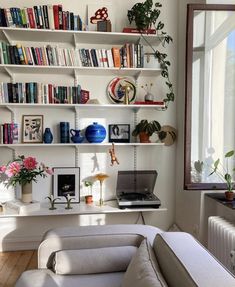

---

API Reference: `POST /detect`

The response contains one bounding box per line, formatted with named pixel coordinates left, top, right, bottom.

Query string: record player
left=116, top=170, right=161, bottom=209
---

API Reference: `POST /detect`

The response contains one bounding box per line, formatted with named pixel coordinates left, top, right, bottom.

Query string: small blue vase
left=60, top=122, right=70, bottom=143
left=43, top=128, right=53, bottom=144
left=85, top=122, right=106, bottom=143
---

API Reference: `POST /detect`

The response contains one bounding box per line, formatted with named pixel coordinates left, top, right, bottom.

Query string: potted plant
left=195, top=150, right=235, bottom=201
left=132, top=119, right=163, bottom=143
left=127, top=0, right=174, bottom=109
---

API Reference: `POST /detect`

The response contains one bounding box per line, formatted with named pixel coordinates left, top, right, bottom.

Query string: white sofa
left=15, top=224, right=235, bottom=287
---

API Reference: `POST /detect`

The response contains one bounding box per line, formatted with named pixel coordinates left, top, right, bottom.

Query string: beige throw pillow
left=121, top=239, right=168, bottom=287
left=53, top=245, right=137, bottom=275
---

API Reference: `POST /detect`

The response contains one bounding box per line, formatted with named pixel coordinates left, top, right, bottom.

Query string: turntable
left=116, top=170, right=161, bottom=209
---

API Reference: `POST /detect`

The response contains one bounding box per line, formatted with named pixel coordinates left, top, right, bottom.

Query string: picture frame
left=22, top=115, right=43, bottom=143
left=108, top=124, right=130, bottom=143
left=53, top=167, right=80, bottom=203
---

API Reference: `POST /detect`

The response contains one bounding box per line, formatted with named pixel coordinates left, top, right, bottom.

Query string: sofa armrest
left=154, top=232, right=235, bottom=287
left=38, top=224, right=162, bottom=269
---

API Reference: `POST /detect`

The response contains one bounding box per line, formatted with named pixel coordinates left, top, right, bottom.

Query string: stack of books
left=0, top=4, right=84, bottom=31
left=0, top=123, right=18, bottom=144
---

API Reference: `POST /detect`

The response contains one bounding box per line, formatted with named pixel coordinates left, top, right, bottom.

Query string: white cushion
left=53, top=246, right=137, bottom=275
left=121, top=239, right=167, bottom=287
left=154, top=232, right=235, bottom=287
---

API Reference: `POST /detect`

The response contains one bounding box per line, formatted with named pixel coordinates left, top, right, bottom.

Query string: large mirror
left=184, top=4, right=235, bottom=190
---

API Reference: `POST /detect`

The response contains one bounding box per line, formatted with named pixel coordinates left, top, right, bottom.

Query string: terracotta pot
left=85, top=195, right=93, bottom=204
left=139, top=132, right=151, bottom=143
left=225, top=191, right=234, bottom=201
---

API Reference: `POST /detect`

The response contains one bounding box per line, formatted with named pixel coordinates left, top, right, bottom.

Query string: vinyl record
left=107, top=77, right=136, bottom=104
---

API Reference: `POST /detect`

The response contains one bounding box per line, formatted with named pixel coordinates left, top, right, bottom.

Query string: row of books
left=0, top=42, right=145, bottom=68
left=0, top=82, right=90, bottom=104
left=0, top=123, right=18, bottom=144
left=0, top=4, right=84, bottom=31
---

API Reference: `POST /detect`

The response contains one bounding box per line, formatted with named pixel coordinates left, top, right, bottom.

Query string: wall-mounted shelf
left=0, top=200, right=167, bottom=218
left=0, top=64, right=161, bottom=78
left=0, top=27, right=163, bottom=46
left=0, top=143, right=164, bottom=148
left=0, top=103, right=165, bottom=110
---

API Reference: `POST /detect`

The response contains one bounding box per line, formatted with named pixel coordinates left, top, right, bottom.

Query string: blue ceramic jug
left=70, top=129, right=84, bottom=143
left=85, top=122, right=106, bottom=143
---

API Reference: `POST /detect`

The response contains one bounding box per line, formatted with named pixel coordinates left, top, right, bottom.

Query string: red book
left=122, top=27, right=156, bottom=34
left=27, top=8, right=36, bottom=29
left=53, top=5, right=59, bottom=30
left=134, top=101, right=165, bottom=105
left=48, top=84, right=53, bottom=103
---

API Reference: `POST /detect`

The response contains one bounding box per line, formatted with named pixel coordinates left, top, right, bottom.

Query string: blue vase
left=43, top=128, right=53, bottom=144
left=85, top=122, right=106, bottom=143
left=60, top=122, right=70, bottom=143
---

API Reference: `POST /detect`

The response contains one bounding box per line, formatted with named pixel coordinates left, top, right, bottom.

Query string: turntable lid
left=116, top=170, right=158, bottom=195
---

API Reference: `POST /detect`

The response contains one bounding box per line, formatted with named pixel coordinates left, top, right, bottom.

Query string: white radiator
left=208, top=216, right=235, bottom=273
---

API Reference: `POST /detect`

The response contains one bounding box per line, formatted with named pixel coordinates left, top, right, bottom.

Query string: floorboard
left=0, top=250, right=37, bottom=287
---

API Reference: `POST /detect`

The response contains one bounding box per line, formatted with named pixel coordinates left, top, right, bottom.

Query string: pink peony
left=23, top=157, right=37, bottom=170
left=0, top=165, right=6, bottom=173
left=5, top=162, right=21, bottom=177
left=45, top=168, right=53, bottom=175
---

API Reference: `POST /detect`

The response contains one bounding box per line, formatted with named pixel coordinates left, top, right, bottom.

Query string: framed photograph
left=53, top=167, right=80, bottom=203
left=22, top=115, right=43, bottom=143
left=108, top=124, right=130, bottom=143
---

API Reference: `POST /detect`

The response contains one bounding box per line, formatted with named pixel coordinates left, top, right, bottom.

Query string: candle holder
left=95, top=173, right=109, bottom=206
left=46, top=195, right=60, bottom=210
left=64, top=194, right=75, bottom=209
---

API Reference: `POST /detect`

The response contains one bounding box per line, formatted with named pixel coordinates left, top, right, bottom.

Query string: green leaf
left=225, top=150, right=234, bottom=158
left=213, top=159, right=220, bottom=170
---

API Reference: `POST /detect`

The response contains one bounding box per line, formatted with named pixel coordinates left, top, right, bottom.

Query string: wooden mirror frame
left=184, top=4, right=235, bottom=190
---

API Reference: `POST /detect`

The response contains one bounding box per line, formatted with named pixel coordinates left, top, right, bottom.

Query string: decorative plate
left=107, top=77, right=136, bottom=104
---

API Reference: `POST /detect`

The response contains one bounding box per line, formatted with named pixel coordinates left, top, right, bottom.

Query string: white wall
left=0, top=0, right=178, bottom=250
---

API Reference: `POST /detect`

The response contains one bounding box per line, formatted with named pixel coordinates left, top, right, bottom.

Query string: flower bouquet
left=0, top=155, right=53, bottom=203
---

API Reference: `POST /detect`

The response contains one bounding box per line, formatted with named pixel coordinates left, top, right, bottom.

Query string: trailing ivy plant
left=127, top=0, right=174, bottom=109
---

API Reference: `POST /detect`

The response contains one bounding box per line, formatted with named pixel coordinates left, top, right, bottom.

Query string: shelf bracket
left=5, top=105, right=16, bottom=122
left=134, top=70, right=142, bottom=82
left=3, top=66, right=13, bottom=80
left=75, top=145, right=79, bottom=167
left=2, top=30, right=12, bottom=45
left=72, top=33, right=77, bottom=49
left=73, top=69, right=78, bottom=86
left=74, top=107, right=79, bottom=129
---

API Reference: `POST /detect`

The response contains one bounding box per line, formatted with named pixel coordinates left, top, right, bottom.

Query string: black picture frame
left=53, top=167, right=80, bottom=203
left=108, top=124, right=130, bottom=143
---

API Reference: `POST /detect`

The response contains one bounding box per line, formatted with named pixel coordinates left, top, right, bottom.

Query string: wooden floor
left=0, top=250, right=37, bottom=287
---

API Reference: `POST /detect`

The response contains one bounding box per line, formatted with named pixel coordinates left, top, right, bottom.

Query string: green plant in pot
left=195, top=150, right=235, bottom=201
left=127, top=0, right=174, bottom=109
left=132, top=119, right=165, bottom=143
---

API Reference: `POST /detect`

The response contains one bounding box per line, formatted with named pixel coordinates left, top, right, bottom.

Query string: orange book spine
left=111, top=47, right=121, bottom=68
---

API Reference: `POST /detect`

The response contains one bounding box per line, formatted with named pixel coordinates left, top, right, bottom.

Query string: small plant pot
left=85, top=195, right=93, bottom=204
left=225, top=191, right=234, bottom=201
left=139, top=132, right=151, bottom=143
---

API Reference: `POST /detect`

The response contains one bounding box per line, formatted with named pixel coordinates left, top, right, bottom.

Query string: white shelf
left=0, top=143, right=165, bottom=148
left=0, top=27, right=162, bottom=45
left=0, top=64, right=161, bottom=77
left=0, top=201, right=167, bottom=218
left=0, top=103, right=165, bottom=110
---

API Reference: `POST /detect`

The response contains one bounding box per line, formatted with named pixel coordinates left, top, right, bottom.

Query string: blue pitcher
left=70, top=129, right=84, bottom=143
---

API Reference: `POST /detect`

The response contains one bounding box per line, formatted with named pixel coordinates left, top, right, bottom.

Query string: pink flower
left=0, top=165, right=6, bottom=173
left=5, top=162, right=21, bottom=177
left=23, top=157, right=37, bottom=170
left=45, top=168, right=53, bottom=175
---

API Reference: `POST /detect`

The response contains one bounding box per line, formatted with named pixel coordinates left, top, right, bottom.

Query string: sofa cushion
left=154, top=232, right=235, bottom=287
left=53, top=245, right=137, bottom=275
left=121, top=239, right=168, bottom=287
